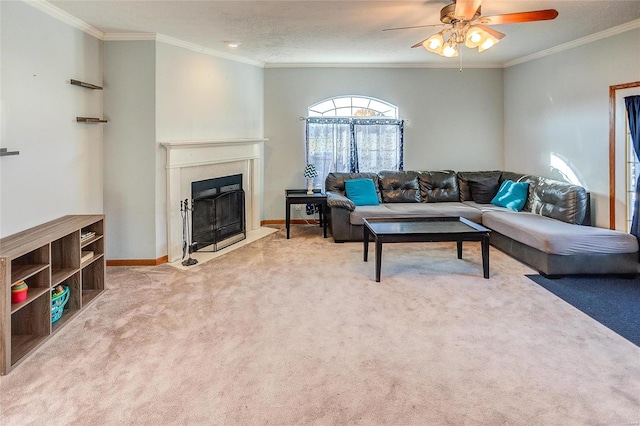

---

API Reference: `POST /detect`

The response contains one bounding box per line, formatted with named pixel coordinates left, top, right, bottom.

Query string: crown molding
left=101, top=33, right=265, bottom=67
left=24, top=0, right=105, bottom=39
left=103, top=33, right=157, bottom=41
left=23, top=1, right=264, bottom=68
left=504, top=18, right=640, bottom=68
left=264, top=62, right=501, bottom=69
left=154, top=34, right=265, bottom=67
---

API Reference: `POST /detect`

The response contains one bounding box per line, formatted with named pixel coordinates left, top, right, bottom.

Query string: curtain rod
left=298, top=116, right=408, bottom=122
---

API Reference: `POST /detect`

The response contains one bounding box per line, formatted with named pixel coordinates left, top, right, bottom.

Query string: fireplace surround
left=161, top=139, right=266, bottom=262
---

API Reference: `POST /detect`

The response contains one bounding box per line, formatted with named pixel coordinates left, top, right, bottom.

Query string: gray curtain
left=626, top=95, right=640, bottom=241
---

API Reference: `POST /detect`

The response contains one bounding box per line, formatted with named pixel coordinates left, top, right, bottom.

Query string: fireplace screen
left=191, top=174, right=246, bottom=252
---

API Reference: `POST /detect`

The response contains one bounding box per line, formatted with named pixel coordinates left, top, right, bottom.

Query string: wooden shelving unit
left=0, top=215, right=105, bottom=375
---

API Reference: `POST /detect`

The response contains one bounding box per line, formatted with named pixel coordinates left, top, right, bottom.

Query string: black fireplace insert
left=191, top=174, right=246, bottom=252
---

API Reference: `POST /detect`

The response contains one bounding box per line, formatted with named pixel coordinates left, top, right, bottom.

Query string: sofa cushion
left=418, top=170, right=459, bottom=202
left=349, top=204, right=397, bottom=225
left=458, top=171, right=502, bottom=202
left=491, top=180, right=528, bottom=211
left=482, top=211, right=639, bottom=255
left=378, top=171, right=420, bottom=203
left=383, top=202, right=483, bottom=223
left=348, top=202, right=484, bottom=226
left=345, top=178, right=379, bottom=206
left=468, top=176, right=500, bottom=204
left=462, top=201, right=513, bottom=213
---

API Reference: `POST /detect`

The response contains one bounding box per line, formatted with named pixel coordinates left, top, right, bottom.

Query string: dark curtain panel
left=625, top=95, right=640, bottom=241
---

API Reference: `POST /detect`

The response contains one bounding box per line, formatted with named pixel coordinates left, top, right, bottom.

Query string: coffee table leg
left=375, top=239, right=382, bottom=282
left=482, top=235, right=490, bottom=279
left=363, top=226, right=369, bottom=262
left=286, top=201, right=291, bottom=239
left=457, top=241, right=462, bottom=259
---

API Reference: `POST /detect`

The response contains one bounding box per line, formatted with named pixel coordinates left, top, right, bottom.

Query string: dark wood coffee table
left=363, top=216, right=491, bottom=282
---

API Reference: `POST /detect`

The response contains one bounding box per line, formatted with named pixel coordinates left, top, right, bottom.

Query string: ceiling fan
left=384, top=0, right=558, bottom=58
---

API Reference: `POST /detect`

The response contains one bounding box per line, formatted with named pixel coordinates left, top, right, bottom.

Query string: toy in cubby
left=11, top=281, right=28, bottom=303
left=51, top=285, right=70, bottom=323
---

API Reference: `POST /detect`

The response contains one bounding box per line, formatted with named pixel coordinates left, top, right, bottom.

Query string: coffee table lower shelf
left=363, top=216, right=491, bottom=282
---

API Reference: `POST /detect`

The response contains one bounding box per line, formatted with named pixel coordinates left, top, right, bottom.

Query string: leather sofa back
left=418, top=170, right=459, bottom=202
left=527, top=176, right=588, bottom=225
left=378, top=171, right=420, bottom=202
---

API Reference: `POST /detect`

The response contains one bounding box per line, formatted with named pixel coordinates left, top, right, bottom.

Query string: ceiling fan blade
left=474, top=24, right=505, bottom=40
left=383, top=23, right=445, bottom=32
left=479, top=9, right=558, bottom=25
left=454, top=0, right=481, bottom=21
left=411, top=36, right=431, bottom=48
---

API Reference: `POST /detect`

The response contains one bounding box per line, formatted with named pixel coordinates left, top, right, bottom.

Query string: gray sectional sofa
left=324, top=170, right=639, bottom=276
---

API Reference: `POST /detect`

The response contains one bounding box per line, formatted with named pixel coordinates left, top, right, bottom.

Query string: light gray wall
left=104, top=41, right=157, bottom=259
left=264, top=67, right=504, bottom=220
left=156, top=43, right=264, bottom=141
left=504, top=28, right=640, bottom=228
left=0, top=1, right=103, bottom=238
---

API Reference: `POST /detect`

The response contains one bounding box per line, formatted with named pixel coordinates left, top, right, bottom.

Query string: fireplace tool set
left=180, top=199, right=198, bottom=266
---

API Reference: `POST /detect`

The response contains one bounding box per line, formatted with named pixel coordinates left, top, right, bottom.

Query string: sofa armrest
left=326, top=191, right=355, bottom=211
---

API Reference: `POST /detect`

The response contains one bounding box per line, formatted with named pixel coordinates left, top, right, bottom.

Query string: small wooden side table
left=285, top=189, right=328, bottom=239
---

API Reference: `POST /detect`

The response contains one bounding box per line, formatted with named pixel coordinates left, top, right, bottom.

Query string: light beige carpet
left=1, top=225, right=639, bottom=425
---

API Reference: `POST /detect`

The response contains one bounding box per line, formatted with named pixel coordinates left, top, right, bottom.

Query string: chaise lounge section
left=324, top=170, right=639, bottom=276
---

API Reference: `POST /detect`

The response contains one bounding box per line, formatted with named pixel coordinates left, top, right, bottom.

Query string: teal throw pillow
left=345, top=178, right=380, bottom=206
left=491, top=180, right=529, bottom=211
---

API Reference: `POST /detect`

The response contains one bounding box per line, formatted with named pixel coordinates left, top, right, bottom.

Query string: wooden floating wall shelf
left=71, top=79, right=106, bottom=123
left=0, top=148, right=19, bottom=157
left=70, top=79, right=103, bottom=90
left=76, top=117, right=108, bottom=123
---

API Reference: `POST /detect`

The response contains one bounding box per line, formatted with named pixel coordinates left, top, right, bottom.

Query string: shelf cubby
left=51, top=232, right=80, bottom=286
left=11, top=293, right=50, bottom=366
left=52, top=272, right=81, bottom=333
left=11, top=267, right=50, bottom=314
left=11, top=245, right=49, bottom=284
left=82, top=258, right=104, bottom=306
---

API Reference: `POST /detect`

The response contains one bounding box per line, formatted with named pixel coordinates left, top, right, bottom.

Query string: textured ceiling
left=49, top=0, right=640, bottom=66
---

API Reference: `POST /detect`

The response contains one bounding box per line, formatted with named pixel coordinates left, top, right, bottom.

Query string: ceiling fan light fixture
left=441, top=43, right=458, bottom=58
left=423, top=33, right=444, bottom=53
left=478, top=34, right=499, bottom=52
left=464, top=26, right=486, bottom=48
left=469, top=32, right=482, bottom=43
left=396, top=1, right=558, bottom=59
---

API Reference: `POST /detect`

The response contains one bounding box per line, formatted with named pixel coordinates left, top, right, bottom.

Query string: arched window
left=308, top=96, right=398, bottom=118
left=305, top=96, right=403, bottom=190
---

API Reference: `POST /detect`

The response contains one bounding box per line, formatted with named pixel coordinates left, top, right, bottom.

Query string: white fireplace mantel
left=161, top=138, right=267, bottom=262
